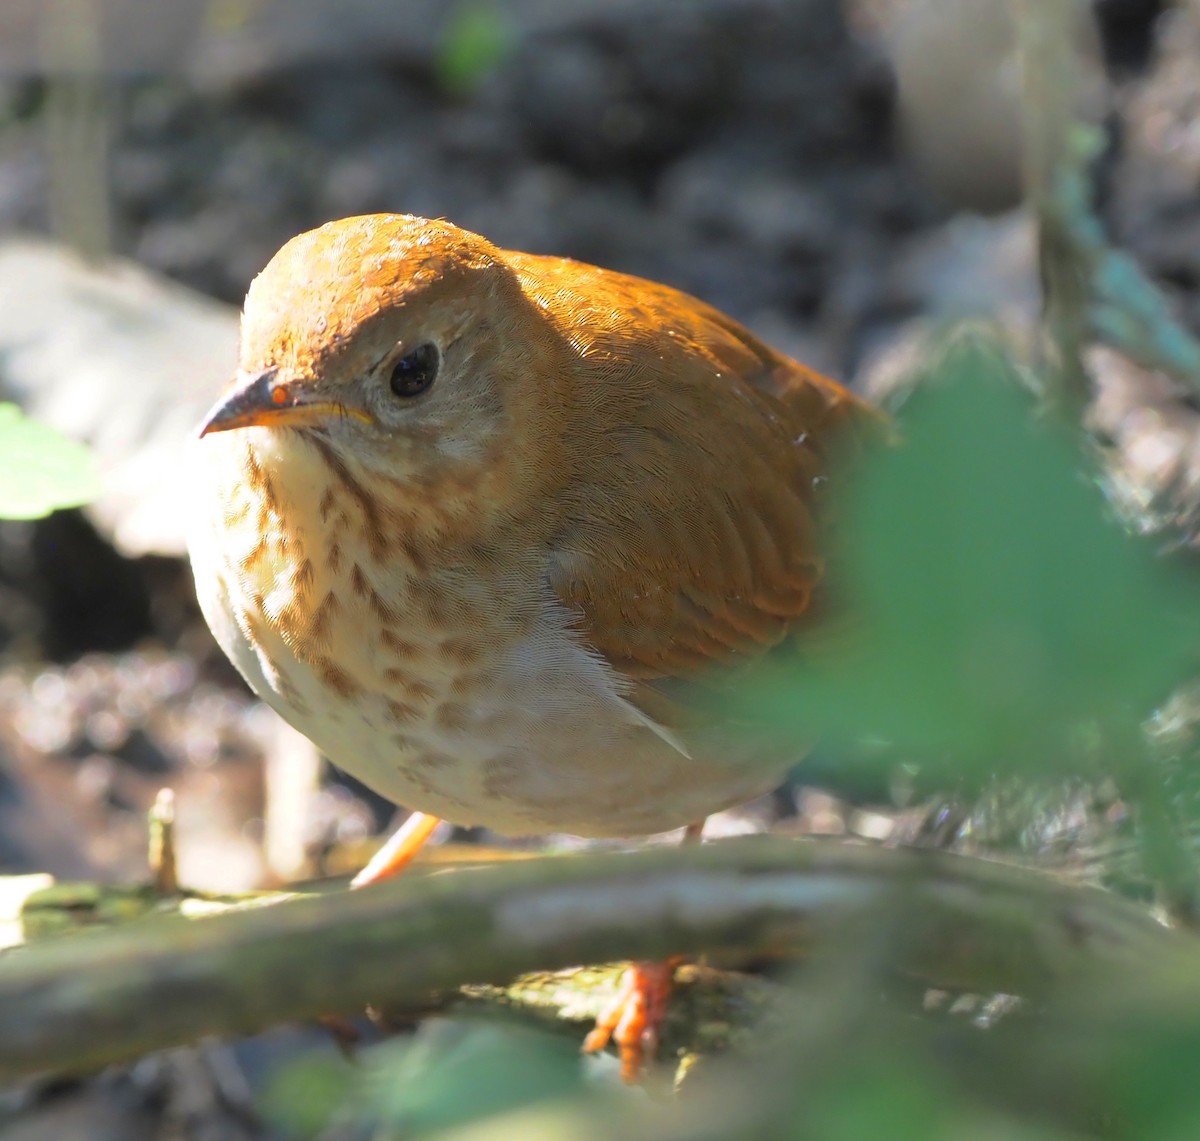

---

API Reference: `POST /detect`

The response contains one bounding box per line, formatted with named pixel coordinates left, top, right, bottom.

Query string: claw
left=583, top=958, right=680, bottom=1082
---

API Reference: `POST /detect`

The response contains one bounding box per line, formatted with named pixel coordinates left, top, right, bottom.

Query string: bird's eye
left=388, top=343, right=439, bottom=398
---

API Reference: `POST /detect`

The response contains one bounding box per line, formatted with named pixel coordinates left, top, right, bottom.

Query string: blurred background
left=0, top=0, right=1194, bottom=891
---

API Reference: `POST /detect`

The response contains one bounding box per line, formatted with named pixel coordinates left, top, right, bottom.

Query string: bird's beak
left=198, top=368, right=371, bottom=437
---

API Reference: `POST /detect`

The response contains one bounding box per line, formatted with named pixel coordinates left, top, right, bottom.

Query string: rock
left=857, top=0, right=1105, bottom=213
left=884, top=208, right=1040, bottom=322
left=1111, top=1, right=1200, bottom=330
left=1087, top=344, right=1200, bottom=537
left=853, top=209, right=1039, bottom=402
left=0, top=239, right=237, bottom=557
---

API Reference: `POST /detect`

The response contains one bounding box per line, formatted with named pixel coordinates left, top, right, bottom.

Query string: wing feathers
left=515, top=251, right=875, bottom=688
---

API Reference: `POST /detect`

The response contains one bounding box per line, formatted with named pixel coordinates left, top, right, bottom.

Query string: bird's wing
left=509, top=254, right=879, bottom=700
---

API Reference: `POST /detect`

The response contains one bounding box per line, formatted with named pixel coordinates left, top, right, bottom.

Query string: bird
left=188, top=213, right=879, bottom=1079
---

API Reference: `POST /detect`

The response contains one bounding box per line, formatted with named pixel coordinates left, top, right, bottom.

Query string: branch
left=0, top=838, right=1178, bottom=1081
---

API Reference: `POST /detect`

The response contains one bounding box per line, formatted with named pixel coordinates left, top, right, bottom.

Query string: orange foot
left=583, top=957, right=682, bottom=1082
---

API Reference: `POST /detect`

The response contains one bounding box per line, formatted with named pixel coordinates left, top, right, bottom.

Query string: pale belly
left=203, top=567, right=781, bottom=836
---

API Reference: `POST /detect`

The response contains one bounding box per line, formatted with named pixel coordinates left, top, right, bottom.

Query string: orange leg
left=582, top=819, right=706, bottom=1081
left=351, top=811, right=443, bottom=888
left=583, top=957, right=684, bottom=1082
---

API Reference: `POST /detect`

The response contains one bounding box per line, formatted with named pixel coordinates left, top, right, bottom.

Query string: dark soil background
left=0, top=0, right=1195, bottom=1136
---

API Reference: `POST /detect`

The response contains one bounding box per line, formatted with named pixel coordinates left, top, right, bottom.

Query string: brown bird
left=189, top=213, right=877, bottom=1078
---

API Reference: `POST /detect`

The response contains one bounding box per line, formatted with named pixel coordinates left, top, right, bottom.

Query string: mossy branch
left=0, top=837, right=1178, bottom=1082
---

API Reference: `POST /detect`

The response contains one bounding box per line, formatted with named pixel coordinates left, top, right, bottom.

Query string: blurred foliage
left=0, top=403, right=97, bottom=519
left=261, top=1022, right=593, bottom=1139
left=436, top=3, right=514, bottom=96
left=739, top=336, right=1200, bottom=791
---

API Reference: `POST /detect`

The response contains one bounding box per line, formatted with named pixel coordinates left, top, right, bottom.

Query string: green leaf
left=0, top=403, right=98, bottom=520
left=798, top=1050, right=1071, bottom=1141
left=257, top=1051, right=356, bottom=1139
left=436, top=3, right=514, bottom=96
left=261, top=1021, right=589, bottom=1139
left=364, top=1021, right=585, bottom=1135
left=738, top=338, right=1200, bottom=781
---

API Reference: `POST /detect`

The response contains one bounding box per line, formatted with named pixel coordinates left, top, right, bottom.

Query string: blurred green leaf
left=738, top=339, right=1200, bottom=780
left=258, top=1050, right=356, bottom=1139
left=797, top=1051, right=1073, bottom=1141
left=1113, top=1023, right=1200, bottom=1138
left=365, top=1021, right=586, bottom=1137
left=437, top=3, right=513, bottom=96
left=1003, top=962, right=1200, bottom=1139
left=800, top=1056, right=958, bottom=1140
left=0, top=403, right=98, bottom=520
left=262, top=1021, right=590, bottom=1140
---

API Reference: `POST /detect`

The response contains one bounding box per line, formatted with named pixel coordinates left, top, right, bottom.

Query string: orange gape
left=189, top=213, right=878, bottom=1078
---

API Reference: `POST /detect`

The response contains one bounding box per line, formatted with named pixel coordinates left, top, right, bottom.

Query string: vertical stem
left=1112, top=724, right=1200, bottom=930
left=149, top=788, right=180, bottom=897
left=1014, top=0, right=1091, bottom=415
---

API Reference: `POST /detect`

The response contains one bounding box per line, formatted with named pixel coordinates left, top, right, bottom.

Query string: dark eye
left=388, top=343, right=439, bottom=398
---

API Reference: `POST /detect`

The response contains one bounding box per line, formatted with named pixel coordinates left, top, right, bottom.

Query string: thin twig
left=148, top=788, right=179, bottom=898
left=1016, top=0, right=1200, bottom=394
left=1015, top=0, right=1091, bottom=412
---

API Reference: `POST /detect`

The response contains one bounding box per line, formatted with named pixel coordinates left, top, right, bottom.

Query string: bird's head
left=199, top=214, right=564, bottom=494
